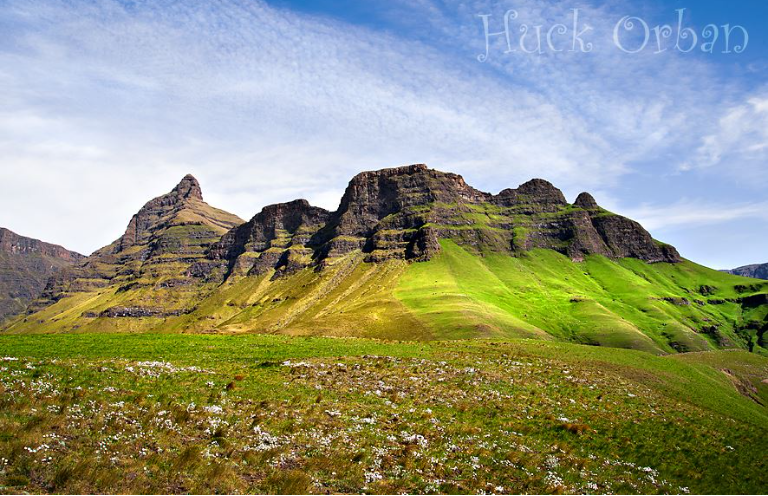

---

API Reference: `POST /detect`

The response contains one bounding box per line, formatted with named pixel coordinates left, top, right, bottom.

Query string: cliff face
left=111, top=174, right=206, bottom=253
left=9, top=165, right=702, bottom=346
left=196, top=164, right=679, bottom=286
left=51, top=165, right=676, bottom=296
left=18, top=165, right=682, bottom=318
left=302, top=164, right=679, bottom=265
left=209, top=200, right=330, bottom=277
left=309, top=164, right=486, bottom=263
left=0, top=228, right=83, bottom=322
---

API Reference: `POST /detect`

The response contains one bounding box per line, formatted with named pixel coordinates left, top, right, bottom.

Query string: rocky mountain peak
left=310, top=164, right=489, bottom=262
left=343, top=164, right=485, bottom=201
left=209, top=199, right=330, bottom=277
left=172, top=174, right=203, bottom=201
left=350, top=163, right=429, bottom=180
left=339, top=164, right=486, bottom=216
left=574, top=192, right=599, bottom=210
left=496, top=179, right=567, bottom=205
left=104, top=175, right=241, bottom=255
left=248, top=199, right=330, bottom=234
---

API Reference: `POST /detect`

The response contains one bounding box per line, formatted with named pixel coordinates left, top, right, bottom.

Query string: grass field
left=0, top=333, right=766, bottom=494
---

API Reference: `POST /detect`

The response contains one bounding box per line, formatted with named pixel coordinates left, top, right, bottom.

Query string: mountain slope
left=16, top=175, right=244, bottom=326
left=4, top=165, right=767, bottom=355
left=726, top=263, right=768, bottom=280
left=0, top=228, right=83, bottom=323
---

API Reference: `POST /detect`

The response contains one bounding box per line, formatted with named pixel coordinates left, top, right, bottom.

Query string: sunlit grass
left=0, top=333, right=765, bottom=494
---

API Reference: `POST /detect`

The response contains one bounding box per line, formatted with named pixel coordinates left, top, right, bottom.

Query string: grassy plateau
left=0, top=333, right=766, bottom=494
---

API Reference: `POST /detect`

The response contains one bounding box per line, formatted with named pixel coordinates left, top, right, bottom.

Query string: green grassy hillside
left=6, top=240, right=766, bottom=356
left=0, top=333, right=765, bottom=494
left=397, top=241, right=767, bottom=354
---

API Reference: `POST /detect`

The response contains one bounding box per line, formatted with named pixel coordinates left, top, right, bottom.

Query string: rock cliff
left=0, top=228, right=83, bottom=322
left=302, top=164, right=680, bottom=265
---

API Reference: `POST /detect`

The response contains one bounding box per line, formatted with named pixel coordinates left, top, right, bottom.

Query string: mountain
left=21, top=174, right=244, bottom=325
left=0, top=228, right=83, bottom=323
left=726, top=263, right=768, bottom=280
left=4, top=165, right=767, bottom=355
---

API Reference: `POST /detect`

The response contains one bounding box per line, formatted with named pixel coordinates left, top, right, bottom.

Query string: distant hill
left=0, top=228, right=83, bottom=323
left=725, top=263, right=768, bottom=280
left=4, top=165, right=767, bottom=355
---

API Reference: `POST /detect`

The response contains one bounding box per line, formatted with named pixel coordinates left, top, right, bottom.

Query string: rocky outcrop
left=574, top=192, right=599, bottom=210
left=307, top=164, right=679, bottom=264
left=0, top=228, right=83, bottom=322
left=33, top=175, right=244, bottom=312
left=495, top=179, right=568, bottom=209
left=86, top=306, right=191, bottom=318
left=108, top=174, right=231, bottom=255
left=589, top=215, right=680, bottom=263
left=209, top=200, right=330, bottom=277
left=310, top=164, right=490, bottom=263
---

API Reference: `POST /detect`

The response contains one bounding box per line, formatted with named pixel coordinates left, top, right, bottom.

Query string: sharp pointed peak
left=172, top=174, right=203, bottom=201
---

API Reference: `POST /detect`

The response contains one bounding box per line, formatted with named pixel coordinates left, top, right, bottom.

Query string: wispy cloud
left=0, top=0, right=765, bottom=268
left=621, top=199, right=768, bottom=231
left=684, top=92, right=768, bottom=178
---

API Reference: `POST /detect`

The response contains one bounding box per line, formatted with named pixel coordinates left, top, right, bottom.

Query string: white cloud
left=686, top=93, right=768, bottom=176
left=620, top=199, right=768, bottom=231
left=0, top=0, right=763, bottom=265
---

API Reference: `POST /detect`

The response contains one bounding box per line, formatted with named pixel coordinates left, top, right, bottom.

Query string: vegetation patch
left=0, top=333, right=765, bottom=494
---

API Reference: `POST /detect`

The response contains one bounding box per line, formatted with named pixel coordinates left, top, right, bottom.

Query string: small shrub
left=561, top=422, right=591, bottom=435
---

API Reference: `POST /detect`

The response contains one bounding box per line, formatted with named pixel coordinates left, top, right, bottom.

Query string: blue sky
left=0, top=0, right=766, bottom=269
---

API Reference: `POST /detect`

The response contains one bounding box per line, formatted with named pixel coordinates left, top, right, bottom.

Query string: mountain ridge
left=725, top=263, right=768, bottom=280
left=4, top=164, right=766, bottom=356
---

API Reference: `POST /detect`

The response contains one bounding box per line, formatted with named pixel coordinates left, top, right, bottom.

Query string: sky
left=0, top=0, right=766, bottom=269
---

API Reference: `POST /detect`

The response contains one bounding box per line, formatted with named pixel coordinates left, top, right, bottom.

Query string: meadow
left=0, top=333, right=766, bottom=494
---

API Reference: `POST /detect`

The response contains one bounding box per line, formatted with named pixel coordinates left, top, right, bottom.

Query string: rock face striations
left=303, top=164, right=679, bottom=265
left=31, top=175, right=244, bottom=316
left=0, top=228, right=83, bottom=322
left=202, top=164, right=678, bottom=273
left=24, top=164, right=681, bottom=314
left=309, top=164, right=486, bottom=263
left=209, top=200, right=330, bottom=278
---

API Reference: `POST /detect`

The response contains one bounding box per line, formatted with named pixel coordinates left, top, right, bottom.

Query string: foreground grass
left=0, top=334, right=766, bottom=494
